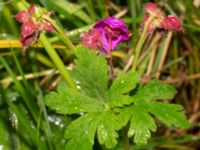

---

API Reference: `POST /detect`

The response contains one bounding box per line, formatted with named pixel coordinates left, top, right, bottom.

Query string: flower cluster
left=80, top=17, right=129, bottom=57
left=142, top=2, right=183, bottom=32
left=15, top=5, right=54, bottom=51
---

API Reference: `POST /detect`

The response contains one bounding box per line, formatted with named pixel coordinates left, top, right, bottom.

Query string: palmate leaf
left=132, top=79, right=177, bottom=102
left=44, top=86, right=104, bottom=114
left=108, top=70, right=139, bottom=107
left=72, top=46, right=108, bottom=101
left=44, top=46, right=189, bottom=149
left=65, top=111, right=118, bottom=150
left=115, top=105, right=157, bottom=145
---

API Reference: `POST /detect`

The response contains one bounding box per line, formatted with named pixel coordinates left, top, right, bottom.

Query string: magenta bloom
left=93, top=17, right=129, bottom=55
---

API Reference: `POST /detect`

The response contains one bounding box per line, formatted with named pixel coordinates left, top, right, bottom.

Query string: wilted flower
left=15, top=5, right=54, bottom=51
left=80, top=29, right=102, bottom=50
left=81, top=16, right=129, bottom=57
left=142, top=2, right=183, bottom=33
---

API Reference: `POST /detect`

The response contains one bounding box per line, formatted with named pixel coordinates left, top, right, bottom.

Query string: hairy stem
left=108, top=56, right=114, bottom=81
left=132, top=15, right=154, bottom=71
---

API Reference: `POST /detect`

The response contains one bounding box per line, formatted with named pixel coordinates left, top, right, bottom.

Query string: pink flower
left=93, top=17, right=129, bottom=53
left=81, top=16, right=129, bottom=57
left=80, top=29, right=102, bottom=50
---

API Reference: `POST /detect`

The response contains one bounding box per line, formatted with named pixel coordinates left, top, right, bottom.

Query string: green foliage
left=72, top=46, right=108, bottom=101
left=44, top=46, right=189, bottom=149
left=132, top=79, right=177, bottom=102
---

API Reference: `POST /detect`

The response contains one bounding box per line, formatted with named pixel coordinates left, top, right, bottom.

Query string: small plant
left=44, top=3, right=190, bottom=149
left=0, top=1, right=191, bottom=150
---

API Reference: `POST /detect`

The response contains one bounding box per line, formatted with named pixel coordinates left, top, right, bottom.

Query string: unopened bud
left=21, top=20, right=35, bottom=37
left=28, top=5, right=36, bottom=15
left=15, top=11, right=30, bottom=23
left=144, top=2, right=157, bottom=14
left=43, top=22, right=54, bottom=32
left=164, top=16, right=182, bottom=31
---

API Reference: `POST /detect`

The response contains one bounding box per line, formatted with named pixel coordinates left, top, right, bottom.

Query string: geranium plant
left=43, top=4, right=189, bottom=149
left=2, top=2, right=189, bottom=150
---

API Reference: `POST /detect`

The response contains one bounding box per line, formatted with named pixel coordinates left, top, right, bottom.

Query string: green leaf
left=65, top=113, right=100, bottom=150
left=132, top=79, right=177, bottom=102
left=108, top=70, right=140, bottom=97
left=97, top=112, right=118, bottom=148
left=44, top=86, right=104, bottom=114
left=65, top=111, right=118, bottom=150
left=115, top=105, right=156, bottom=145
left=72, top=46, right=108, bottom=101
left=128, top=105, right=157, bottom=145
left=109, top=95, right=134, bottom=107
left=146, top=102, right=190, bottom=128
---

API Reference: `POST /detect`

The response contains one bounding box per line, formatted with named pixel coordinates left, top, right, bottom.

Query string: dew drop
left=121, top=80, right=125, bottom=84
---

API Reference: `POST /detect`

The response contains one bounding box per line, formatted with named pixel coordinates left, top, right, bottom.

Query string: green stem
left=43, top=15, right=76, bottom=52
left=122, top=125, right=130, bottom=150
left=132, top=15, right=154, bottom=71
left=39, top=33, right=77, bottom=91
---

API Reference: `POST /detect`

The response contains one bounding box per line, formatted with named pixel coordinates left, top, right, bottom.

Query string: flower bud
left=21, top=20, right=35, bottom=37
left=43, top=22, right=55, bottom=32
left=144, top=2, right=157, bottom=14
left=20, top=34, right=36, bottom=50
left=15, top=11, right=30, bottom=23
left=164, top=16, right=182, bottom=31
left=28, top=5, right=36, bottom=15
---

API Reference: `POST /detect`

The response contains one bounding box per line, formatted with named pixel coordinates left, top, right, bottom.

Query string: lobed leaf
left=97, top=112, right=118, bottom=148
left=108, top=95, right=134, bottom=107
left=116, top=105, right=156, bottom=145
left=128, top=105, right=157, bottom=145
left=72, top=46, right=108, bottom=101
left=108, top=70, right=140, bottom=97
left=44, top=86, right=104, bottom=114
left=132, top=79, right=177, bottom=102
left=65, top=111, right=119, bottom=150
left=65, top=113, right=100, bottom=150
left=146, top=102, right=190, bottom=128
